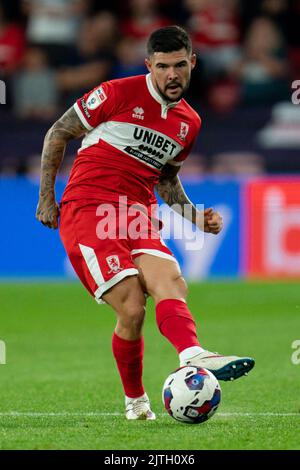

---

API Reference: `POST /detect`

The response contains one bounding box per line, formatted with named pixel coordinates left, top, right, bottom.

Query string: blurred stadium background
left=1, top=0, right=300, bottom=280
left=1, top=0, right=300, bottom=451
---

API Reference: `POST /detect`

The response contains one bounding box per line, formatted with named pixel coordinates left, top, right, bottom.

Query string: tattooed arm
left=156, top=163, right=223, bottom=234
left=36, top=107, right=87, bottom=229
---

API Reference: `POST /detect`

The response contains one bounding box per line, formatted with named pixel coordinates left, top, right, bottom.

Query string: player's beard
left=156, top=77, right=190, bottom=103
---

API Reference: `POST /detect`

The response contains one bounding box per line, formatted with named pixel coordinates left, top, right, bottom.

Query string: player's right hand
left=36, top=194, right=60, bottom=229
left=203, top=207, right=223, bottom=234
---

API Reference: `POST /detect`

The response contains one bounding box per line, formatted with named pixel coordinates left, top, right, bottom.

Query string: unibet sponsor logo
left=133, top=127, right=177, bottom=157
left=124, top=147, right=163, bottom=169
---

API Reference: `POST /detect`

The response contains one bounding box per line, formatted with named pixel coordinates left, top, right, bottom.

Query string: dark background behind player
left=1, top=0, right=300, bottom=176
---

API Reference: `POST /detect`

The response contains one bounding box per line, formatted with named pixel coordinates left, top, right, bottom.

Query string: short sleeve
left=73, top=81, right=115, bottom=131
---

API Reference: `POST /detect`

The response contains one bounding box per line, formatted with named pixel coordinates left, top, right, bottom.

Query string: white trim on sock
left=179, top=346, right=205, bottom=363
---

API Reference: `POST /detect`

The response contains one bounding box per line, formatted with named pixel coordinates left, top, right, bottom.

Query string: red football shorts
left=59, top=199, right=176, bottom=303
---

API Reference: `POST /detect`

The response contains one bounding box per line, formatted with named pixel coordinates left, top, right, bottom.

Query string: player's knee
left=116, top=287, right=146, bottom=324
left=118, top=302, right=146, bottom=331
left=177, top=275, right=188, bottom=298
left=170, top=274, right=188, bottom=299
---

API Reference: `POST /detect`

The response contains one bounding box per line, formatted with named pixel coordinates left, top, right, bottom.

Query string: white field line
left=0, top=412, right=299, bottom=418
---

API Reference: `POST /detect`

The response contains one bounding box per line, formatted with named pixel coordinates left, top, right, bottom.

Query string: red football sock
left=112, top=332, right=145, bottom=398
left=156, top=299, right=201, bottom=354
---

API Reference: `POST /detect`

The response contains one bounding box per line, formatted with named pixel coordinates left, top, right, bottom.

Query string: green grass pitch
left=0, top=281, right=299, bottom=450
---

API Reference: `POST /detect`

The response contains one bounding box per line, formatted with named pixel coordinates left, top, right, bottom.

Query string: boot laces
left=130, top=398, right=148, bottom=415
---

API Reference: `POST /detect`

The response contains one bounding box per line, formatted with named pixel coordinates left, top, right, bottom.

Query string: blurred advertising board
left=1, top=177, right=66, bottom=277
left=1, top=177, right=241, bottom=280
left=245, top=178, right=300, bottom=278
left=159, top=180, right=241, bottom=279
left=1, top=176, right=300, bottom=280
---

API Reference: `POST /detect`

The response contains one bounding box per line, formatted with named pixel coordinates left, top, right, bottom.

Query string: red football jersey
left=61, top=74, right=201, bottom=206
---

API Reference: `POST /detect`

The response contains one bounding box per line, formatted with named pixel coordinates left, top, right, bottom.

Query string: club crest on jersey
left=177, top=122, right=189, bottom=141
left=132, top=107, right=144, bottom=120
left=86, top=86, right=107, bottom=110
left=106, top=255, right=122, bottom=274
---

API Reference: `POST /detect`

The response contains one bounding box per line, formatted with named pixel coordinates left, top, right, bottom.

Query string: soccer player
left=36, top=26, right=255, bottom=420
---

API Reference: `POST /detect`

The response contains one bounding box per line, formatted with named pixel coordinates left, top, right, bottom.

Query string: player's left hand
left=203, top=208, right=223, bottom=234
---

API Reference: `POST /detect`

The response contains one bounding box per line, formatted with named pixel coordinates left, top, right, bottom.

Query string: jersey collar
left=146, top=73, right=181, bottom=118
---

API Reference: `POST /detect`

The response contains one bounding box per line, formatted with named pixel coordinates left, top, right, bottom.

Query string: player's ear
left=145, top=57, right=152, bottom=73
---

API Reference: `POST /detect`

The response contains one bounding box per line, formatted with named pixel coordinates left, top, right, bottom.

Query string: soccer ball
left=162, top=366, right=221, bottom=424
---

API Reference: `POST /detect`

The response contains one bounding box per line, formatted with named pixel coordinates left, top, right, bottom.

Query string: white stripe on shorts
left=94, top=268, right=139, bottom=302
left=79, top=244, right=105, bottom=285
left=131, top=248, right=177, bottom=264
left=79, top=244, right=138, bottom=303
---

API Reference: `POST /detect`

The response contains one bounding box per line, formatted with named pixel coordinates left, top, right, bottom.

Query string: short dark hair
left=147, top=26, right=192, bottom=56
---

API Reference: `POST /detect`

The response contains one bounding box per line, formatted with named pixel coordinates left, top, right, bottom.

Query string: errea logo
left=132, top=107, right=144, bottom=120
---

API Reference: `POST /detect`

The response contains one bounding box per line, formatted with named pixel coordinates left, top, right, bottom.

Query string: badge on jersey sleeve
left=86, top=86, right=107, bottom=110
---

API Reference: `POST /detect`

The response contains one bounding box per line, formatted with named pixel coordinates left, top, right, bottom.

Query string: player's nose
left=167, top=67, right=178, bottom=81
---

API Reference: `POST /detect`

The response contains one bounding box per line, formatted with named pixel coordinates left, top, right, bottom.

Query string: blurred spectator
left=286, top=0, right=300, bottom=47
left=229, top=16, right=290, bottom=105
left=12, top=46, right=59, bottom=119
left=258, top=102, right=300, bottom=148
left=0, top=2, right=26, bottom=75
left=184, top=0, right=241, bottom=77
left=22, top=0, right=88, bottom=67
left=25, top=153, right=41, bottom=179
left=258, top=0, right=289, bottom=41
left=112, top=36, right=147, bottom=79
left=56, top=11, right=116, bottom=105
left=121, top=0, right=171, bottom=61
left=179, top=153, right=207, bottom=178
left=207, top=79, right=241, bottom=113
left=240, top=0, right=290, bottom=33
left=211, top=151, right=265, bottom=175
left=77, top=11, right=117, bottom=60
left=0, top=156, right=20, bottom=175
left=0, top=0, right=299, bottom=178
left=25, top=152, right=74, bottom=179
left=286, top=0, right=300, bottom=78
